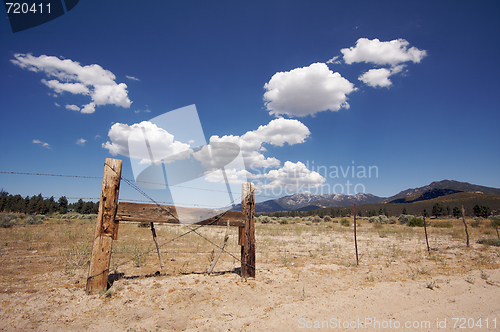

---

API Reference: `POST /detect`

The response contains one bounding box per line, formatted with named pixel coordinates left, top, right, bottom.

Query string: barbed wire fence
left=0, top=168, right=267, bottom=278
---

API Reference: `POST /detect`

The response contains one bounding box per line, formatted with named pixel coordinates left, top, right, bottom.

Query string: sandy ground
left=1, top=220, right=500, bottom=331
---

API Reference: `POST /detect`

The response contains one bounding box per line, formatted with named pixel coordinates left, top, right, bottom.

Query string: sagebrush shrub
left=407, top=216, right=424, bottom=227
left=279, top=218, right=289, bottom=225
left=0, top=214, right=18, bottom=228
left=471, top=217, right=483, bottom=228
left=476, top=238, right=500, bottom=247
left=398, top=214, right=415, bottom=225
left=259, top=216, right=271, bottom=224
left=26, top=216, right=43, bottom=225
left=340, top=218, right=350, bottom=227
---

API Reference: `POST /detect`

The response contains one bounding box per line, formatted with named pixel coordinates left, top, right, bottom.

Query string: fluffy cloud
left=65, top=104, right=80, bottom=111
left=41, top=79, right=89, bottom=95
left=359, top=68, right=392, bottom=87
left=209, top=118, right=310, bottom=169
left=257, top=161, right=326, bottom=191
left=263, top=62, right=355, bottom=117
left=11, top=53, right=132, bottom=114
left=81, top=103, right=96, bottom=114
left=32, top=139, right=50, bottom=149
left=76, top=138, right=86, bottom=146
left=102, top=121, right=191, bottom=164
left=341, top=38, right=427, bottom=65
left=204, top=168, right=251, bottom=185
left=326, top=56, right=341, bottom=64
left=126, top=75, right=140, bottom=81
left=358, top=65, right=404, bottom=88
left=340, top=38, right=426, bottom=88
left=102, top=117, right=322, bottom=192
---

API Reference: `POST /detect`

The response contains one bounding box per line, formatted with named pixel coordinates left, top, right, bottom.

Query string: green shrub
left=490, top=215, right=500, bottom=236
left=323, top=215, right=332, bottom=222
left=471, top=217, right=483, bottom=228
left=259, top=216, right=271, bottom=224
left=0, top=214, right=18, bottom=228
left=26, top=216, right=43, bottom=225
left=407, top=216, right=424, bottom=227
left=379, top=215, right=389, bottom=223
left=279, top=218, right=289, bottom=225
left=312, top=216, right=322, bottom=223
left=332, top=218, right=339, bottom=223
left=340, top=218, right=350, bottom=227
left=476, top=238, right=500, bottom=247
left=305, top=221, right=312, bottom=225
left=398, top=214, right=415, bottom=225
left=369, top=215, right=390, bottom=224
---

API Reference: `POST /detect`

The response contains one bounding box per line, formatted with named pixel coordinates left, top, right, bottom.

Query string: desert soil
left=1, top=219, right=499, bottom=331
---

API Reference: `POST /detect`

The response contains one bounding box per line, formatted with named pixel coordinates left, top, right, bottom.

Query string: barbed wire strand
left=0, top=171, right=101, bottom=179
left=2, top=166, right=258, bottom=277
left=0, top=170, right=283, bottom=200
left=86, top=163, right=254, bottom=280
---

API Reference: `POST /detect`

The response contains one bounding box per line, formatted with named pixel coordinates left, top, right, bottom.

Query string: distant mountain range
left=383, top=180, right=500, bottom=203
left=245, top=180, right=500, bottom=213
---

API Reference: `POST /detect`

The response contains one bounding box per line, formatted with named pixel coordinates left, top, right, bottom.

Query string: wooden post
left=241, top=182, right=255, bottom=278
left=86, top=158, right=122, bottom=294
left=423, top=209, right=430, bottom=252
left=353, top=204, right=358, bottom=266
left=461, top=205, right=469, bottom=247
left=150, top=222, right=164, bottom=269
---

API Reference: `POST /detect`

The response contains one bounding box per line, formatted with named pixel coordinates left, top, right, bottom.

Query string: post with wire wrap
left=240, top=182, right=256, bottom=278
left=86, top=158, right=123, bottom=294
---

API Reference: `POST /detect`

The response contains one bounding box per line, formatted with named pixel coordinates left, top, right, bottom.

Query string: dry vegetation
left=1, top=214, right=500, bottom=331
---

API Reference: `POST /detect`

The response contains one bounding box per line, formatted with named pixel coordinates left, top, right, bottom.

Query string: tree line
left=260, top=202, right=493, bottom=219
left=0, top=190, right=98, bottom=215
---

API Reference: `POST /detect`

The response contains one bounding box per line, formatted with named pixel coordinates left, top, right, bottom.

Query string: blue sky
left=1, top=0, right=499, bottom=206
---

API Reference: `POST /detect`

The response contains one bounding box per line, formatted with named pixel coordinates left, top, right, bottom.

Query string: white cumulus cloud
left=65, top=104, right=80, bottom=111
left=358, top=65, right=405, bottom=88
left=258, top=161, right=326, bottom=191
left=81, top=102, right=96, bottom=114
left=209, top=118, right=310, bottom=169
left=126, top=75, right=140, bottom=81
left=76, top=138, right=86, bottom=146
left=341, top=38, right=427, bottom=65
left=102, top=117, right=322, bottom=192
left=340, top=38, right=426, bottom=88
left=41, top=79, right=89, bottom=95
left=11, top=53, right=132, bottom=114
left=263, top=62, right=355, bottom=117
left=32, top=139, right=50, bottom=149
left=326, top=56, right=341, bottom=64
left=102, top=121, right=191, bottom=164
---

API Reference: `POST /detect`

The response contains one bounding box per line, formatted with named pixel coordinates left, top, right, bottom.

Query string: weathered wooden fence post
left=86, top=158, right=122, bottom=294
left=461, top=205, right=469, bottom=247
left=240, top=182, right=255, bottom=278
left=353, top=204, right=358, bottom=266
left=423, top=209, right=430, bottom=252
